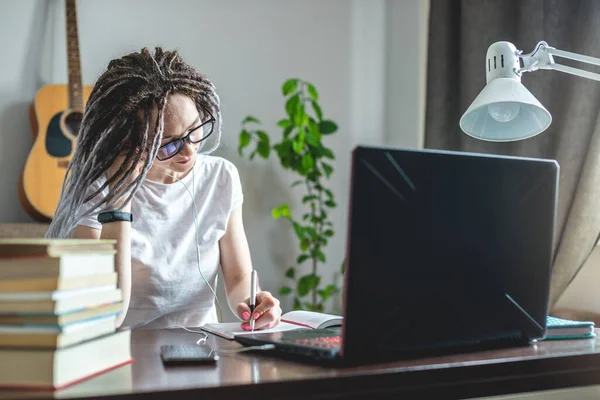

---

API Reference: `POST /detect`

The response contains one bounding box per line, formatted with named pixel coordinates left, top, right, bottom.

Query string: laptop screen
left=341, top=147, right=558, bottom=361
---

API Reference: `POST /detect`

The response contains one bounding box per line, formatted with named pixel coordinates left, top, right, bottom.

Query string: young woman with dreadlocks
left=46, top=47, right=282, bottom=330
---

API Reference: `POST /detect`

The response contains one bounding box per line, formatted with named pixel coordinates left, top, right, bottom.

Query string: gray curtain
left=425, top=0, right=600, bottom=311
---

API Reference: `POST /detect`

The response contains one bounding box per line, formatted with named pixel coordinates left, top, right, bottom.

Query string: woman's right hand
left=106, top=152, right=147, bottom=209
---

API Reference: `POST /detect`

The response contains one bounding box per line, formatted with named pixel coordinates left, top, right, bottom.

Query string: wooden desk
left=3, top=329, right=600, bottom=399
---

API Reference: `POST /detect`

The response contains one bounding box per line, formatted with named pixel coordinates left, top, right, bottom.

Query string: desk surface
left=2, top=329, right=600, bottom=400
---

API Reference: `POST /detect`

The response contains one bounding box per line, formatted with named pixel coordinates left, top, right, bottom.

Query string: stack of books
left=544, top=315, right=596, bottom=340
left=0, top=239, right=132, bottom=390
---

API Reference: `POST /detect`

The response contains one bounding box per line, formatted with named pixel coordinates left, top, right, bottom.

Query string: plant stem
left=305, top=180, right=318, bottom=308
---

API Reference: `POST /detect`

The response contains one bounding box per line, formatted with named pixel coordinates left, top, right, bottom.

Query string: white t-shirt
left=77, top=155, right=243, bottom=329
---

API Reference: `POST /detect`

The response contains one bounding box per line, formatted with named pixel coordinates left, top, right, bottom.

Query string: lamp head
left=459, top=41, right=552, bottom=142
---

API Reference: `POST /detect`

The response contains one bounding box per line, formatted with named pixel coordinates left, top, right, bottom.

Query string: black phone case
left=160, top=344, right=219, bottom=365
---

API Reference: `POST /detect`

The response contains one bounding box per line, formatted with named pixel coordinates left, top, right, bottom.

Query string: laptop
left=235, top=146, right=559, bottom=365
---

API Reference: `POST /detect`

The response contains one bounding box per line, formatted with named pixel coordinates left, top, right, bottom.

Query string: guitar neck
left=65, top=0, right=84, bottom=111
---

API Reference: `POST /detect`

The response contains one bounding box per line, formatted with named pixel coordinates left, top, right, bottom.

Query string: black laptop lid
left=342, top=146, right=558, bottom=361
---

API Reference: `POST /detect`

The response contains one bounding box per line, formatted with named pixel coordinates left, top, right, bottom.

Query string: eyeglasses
left=156, top=113, right=216, bottom=161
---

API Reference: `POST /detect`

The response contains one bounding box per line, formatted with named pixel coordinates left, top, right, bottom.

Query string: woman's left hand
left=236, top=291, right=282, bottom=331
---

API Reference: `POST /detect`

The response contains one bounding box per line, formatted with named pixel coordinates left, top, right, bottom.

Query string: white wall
left=554, top=245, right=600, bottom=316
left=0, top=0, right=429, bottom=320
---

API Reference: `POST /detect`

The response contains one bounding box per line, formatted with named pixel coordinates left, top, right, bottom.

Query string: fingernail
left=242, top=311, right=250, bottom=320
left=253, top=312, right=260, bottom=320
left=241, top=324, right=249, bottom=331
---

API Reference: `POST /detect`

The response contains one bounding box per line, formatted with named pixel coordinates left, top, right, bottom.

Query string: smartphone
left=160, top=344, right=219, bottom=365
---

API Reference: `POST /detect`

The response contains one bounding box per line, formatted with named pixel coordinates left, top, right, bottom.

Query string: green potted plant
left=238, top=78, right=342, bottom=312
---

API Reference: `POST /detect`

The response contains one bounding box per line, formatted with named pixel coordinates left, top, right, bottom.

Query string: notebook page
left=201, top=321, right=302, bottom=340
left=281, top=310, right=343, bottom=329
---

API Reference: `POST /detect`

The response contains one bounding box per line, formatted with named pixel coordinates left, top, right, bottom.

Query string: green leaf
left=297, top=254, right=310, bottom=264
left=293, top=297, right=302, bottom=310
left=304, top=227, right=318, bottom=240
left=302, top=153, right=314, bottom=171
left=325, top=284, right=338, bottom=295
left=309, top=118, right=321, bottom=137
left=305, top=125, right=321, bottom=147
left=242, top=115, right=261, bottom=124
left=291, top=180, right=304, bottom=188
left=292, top=136, right=304, bottom=154
left=311, top=100, right=323, bottom=121
left=319, top=284, right=339, bottom=301
left=274, top=139, right=293, bottom=160
left=318, top=289, right=329, bottom=301
left=302, top=195, right=317, bottom=203
left=307, top=83, right=319, bottom=101
left=324, top=229, right=334, bottom=237
left=322, top=162, right=334, bottom=178
left=297, top=274, right=321, bottom=297
left=277, top=119, right=292, bottom=129
left=285, top=267, right=295, bottom=279
left=315, top=250, right=326, bottom=263
left=324, top=188, right=334, bottom=199
left=292, top=222, right=305, bottom=240
left=249, top=150, right=257, bottom=160
left=256, top=130, right=269, bottom=142
left=325, top=200, right=336, bottom=208
left=285, top=94, right=301, bottom=118
left=272, top=204, right=290, bottom=219
left=283, top=125, right=294, bottom=138
left=257, top=139, right=270, bottom=158
left=238, top=130, right=251, bottom=156
left=282, top=79, right=299, bottom=96
left=279, top=286, right=292, bottom=295
left=300, top=238, right=310, bottom=251
left=319, top=120, right=338, bottom=134
left=293, top=108, right=308, bottom=127
left=321, top=147, right=335, bottom=159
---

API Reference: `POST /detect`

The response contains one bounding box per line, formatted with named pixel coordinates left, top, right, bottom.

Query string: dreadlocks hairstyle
left=46, top=47, right=222, bottom=238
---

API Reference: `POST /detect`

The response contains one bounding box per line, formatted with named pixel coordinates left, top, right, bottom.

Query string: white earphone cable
left=160, top=163, right=223, bottom=318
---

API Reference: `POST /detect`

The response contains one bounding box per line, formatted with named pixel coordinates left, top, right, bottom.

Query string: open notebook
left=201, top=310, right=343, bottom=340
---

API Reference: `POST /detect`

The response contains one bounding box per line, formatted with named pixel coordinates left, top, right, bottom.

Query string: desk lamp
left=460, top=41, right=600, bottom=141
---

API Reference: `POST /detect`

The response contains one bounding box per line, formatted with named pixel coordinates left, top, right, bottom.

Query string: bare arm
left=220, top=206, right=281, bottom=330
left=73, top=204, right=132, bottom=328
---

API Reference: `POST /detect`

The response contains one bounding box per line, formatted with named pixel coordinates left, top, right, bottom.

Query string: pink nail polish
left=242, top=311, right=250, bottom=320
left=253, top=312, right=260, bottom=320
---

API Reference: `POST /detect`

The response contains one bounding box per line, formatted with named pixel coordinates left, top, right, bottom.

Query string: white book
left=0, top=329, right=132, bottom=389
left=201, top=310, right=343, bottom=340
left=0, top=285, right=117, bottom=301
left=0, top=287, right=122, bottom=315
left=0, top=315, right=117, bottom=348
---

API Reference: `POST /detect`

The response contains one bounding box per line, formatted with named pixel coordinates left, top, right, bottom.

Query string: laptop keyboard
left=290, top=335, right=342, bottom=349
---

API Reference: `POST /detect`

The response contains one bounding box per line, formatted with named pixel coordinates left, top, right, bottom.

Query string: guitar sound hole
left=64, top=111, right=83, bottom=137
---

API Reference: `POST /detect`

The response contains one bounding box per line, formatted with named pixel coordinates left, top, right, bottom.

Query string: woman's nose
left=180, top=140, right=198, bottom=157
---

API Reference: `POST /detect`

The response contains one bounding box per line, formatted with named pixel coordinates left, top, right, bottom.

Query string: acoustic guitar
left=19, top=0, right=92, bottom=221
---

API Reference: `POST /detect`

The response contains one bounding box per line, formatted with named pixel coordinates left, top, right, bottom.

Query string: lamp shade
left=459, top=78, right=552, bottom=141
left=459, top=41, right=552, bottom=142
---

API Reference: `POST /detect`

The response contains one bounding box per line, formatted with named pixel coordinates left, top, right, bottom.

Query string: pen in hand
left=250, top=270, right=257, bottom=331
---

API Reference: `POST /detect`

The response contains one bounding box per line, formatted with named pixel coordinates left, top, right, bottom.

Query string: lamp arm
left=517, top=41, right=600, bottom=82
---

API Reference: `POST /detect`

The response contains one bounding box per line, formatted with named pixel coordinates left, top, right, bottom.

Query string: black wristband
left=98, top=211, right=133, bottom=224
